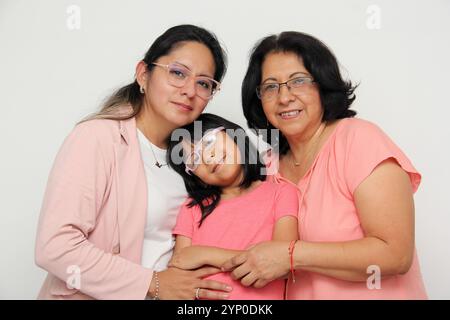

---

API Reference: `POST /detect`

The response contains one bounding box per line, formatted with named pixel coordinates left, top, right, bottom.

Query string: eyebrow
left=174, top=61, right=214, bottom=79
left=262, top=71, right=311, bottom=84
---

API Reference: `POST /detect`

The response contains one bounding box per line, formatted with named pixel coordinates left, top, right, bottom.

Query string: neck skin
left=220, top=171, right=262, bottom=200
left=285, top=120, right=326, bottom=163
left=221, top=187, right=242, bottom=200
left=135, top=102, right=177, bottom=149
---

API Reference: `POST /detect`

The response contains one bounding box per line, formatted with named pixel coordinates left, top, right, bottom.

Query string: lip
left=278, top=109, right=302, bottom=120
left=172, top=101, right=193, bottom=111
left=211, top=155, right=226, bottom=173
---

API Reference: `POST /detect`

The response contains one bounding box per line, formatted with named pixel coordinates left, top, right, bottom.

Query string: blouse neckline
left=276, top=118, right=349, bottom=186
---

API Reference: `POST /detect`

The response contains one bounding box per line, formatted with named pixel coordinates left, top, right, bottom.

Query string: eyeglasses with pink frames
left=183, top=126, right=225, bottom=175
left=152, top=62, right=221, bottom=100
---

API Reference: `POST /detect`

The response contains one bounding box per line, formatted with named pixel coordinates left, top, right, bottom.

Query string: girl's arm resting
left=171, top=215, right=298, bottom=271
left=272, top=215, right=298, bottom=241
left=169, top=244, right=243, bottom=270
left=173, top=235, right=193, bottom=254
left=234, top=215, right=298, bottom=287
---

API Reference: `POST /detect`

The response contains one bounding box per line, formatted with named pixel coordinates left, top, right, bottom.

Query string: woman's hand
left=168, top=246, right=208, bottom=270
left=221, top=241, right=290, bottom=288
left=149, top=266, right=232, bottom=300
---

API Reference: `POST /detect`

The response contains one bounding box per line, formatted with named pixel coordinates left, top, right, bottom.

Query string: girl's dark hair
left=167, top=113, right=266, bottom=226
left=82, top=24, right=227, bottom=122
left=242, top=31, right=357, bottom=155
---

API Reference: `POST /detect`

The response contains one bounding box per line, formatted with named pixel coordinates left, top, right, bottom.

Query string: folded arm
left=169, top=235, right=243, bottom=270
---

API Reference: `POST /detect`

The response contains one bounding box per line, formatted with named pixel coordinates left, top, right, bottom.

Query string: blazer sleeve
left=35, top=122, right=153, bottom=299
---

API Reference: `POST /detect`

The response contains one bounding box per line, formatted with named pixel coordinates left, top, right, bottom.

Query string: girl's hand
left=168, top=246, right=208, bottom=270
left=221, top=241, right=291, bottom=288
left=149, top=267, right=232, bottom=300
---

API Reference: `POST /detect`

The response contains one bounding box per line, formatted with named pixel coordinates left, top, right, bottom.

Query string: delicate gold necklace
left=148, top=142, right=167, bottom=168
left=138, top=125, right=168, bottom=168
left=291, top=121, right=327, bottom=168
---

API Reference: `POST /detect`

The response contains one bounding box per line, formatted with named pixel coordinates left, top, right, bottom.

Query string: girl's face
left=260, top=51, right=323, bottom=140
left=184, top=129, right=243, bottom=188
left=143, top=41, right=217, bottom=127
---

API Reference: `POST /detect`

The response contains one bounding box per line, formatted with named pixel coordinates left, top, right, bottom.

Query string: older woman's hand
left=221, top=241, right=291, bottom=288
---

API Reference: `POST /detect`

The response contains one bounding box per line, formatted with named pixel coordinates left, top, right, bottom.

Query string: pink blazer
left=35, top=111, right=153, bottom=299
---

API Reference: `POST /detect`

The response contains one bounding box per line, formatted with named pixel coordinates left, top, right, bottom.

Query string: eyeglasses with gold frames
left=256, top=76, right=315, bottom=101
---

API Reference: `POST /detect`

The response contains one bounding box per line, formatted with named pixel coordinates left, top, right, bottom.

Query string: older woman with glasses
left=222, top=31, right=428, bottom=299
left=35, top=25, right=232, bottom=300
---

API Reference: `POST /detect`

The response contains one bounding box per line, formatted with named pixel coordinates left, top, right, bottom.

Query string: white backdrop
left=1, top=0, right=449, bottom=299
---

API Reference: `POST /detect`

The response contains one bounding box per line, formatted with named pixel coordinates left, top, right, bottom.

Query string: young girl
left=166, top=113, right=299, bottom=300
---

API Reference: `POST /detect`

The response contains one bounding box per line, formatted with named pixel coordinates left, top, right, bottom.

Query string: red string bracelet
left=288, top=240, right=298, bottom=283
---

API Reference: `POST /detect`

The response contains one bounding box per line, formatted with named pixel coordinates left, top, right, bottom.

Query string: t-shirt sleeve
left=341, top=119, right=421, bottom=195
left=273, top=181, right=300, bottom=221
left=172, top=199, right=196, bottom=238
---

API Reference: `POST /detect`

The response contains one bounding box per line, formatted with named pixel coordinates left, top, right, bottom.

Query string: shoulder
left=333, top=118, right=421, bottom=193
left=180, top=198, right=203, bottom=215
left=73, top=118, right=123, bottom=144
left=265, top=180, right=300, bottom=213
left=337, top=117, right=384, bottom=137
left=72, top=104, right=134, bottom=142
left=263, top=179, right=298, bottom=197
left=333, top=117, right=390, bottom=151
left=178, top=198, right=204, bottom=224
left=59, top=117, right=128, bottom=163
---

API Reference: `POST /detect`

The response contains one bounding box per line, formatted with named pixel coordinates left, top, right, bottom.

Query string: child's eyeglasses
left=183, top=126, right=225, bottom=175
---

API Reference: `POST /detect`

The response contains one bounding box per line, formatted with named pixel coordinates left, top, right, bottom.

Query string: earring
left=140, top=86, right=145, bottom=94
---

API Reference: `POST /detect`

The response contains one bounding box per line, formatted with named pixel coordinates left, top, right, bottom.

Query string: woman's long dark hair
left=242, top=31, right=357, bottom=155
left=82, top=24, right=227, bottom=122
left=167, top=113, right=266, bottom=226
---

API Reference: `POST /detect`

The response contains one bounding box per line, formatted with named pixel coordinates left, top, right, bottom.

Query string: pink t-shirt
left=268, top=118, right=427, bottom=299
left=173, top=180, right=299, bottom=300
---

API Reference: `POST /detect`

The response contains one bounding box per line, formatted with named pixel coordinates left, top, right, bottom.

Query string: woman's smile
left=278, top=109, right=303, bottom=120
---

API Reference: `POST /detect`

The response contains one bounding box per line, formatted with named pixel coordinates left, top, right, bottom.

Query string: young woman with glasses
left=35, top=25, right=232, bottom=300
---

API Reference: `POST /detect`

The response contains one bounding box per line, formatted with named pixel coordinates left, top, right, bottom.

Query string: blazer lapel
left=113, top=117, right=148, bottom=263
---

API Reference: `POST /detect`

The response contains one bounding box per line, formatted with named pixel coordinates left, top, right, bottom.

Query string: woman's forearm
left=171, top=245, right=244, bottom=270
left=295, top=237, right=412, bottom=282
left=200, top=246, right=243, bottom=268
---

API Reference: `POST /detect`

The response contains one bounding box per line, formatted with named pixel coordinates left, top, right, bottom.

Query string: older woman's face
left=260, top=51, right=323, bottom=140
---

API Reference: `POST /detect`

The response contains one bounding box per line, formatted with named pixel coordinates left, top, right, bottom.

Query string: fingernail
left=226, top=286, right=232, bottom=291
left=222, top=293, right=230, bottom=299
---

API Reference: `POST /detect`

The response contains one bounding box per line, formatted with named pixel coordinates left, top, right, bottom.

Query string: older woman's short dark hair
left=242, top=31, right=357, bottom=154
